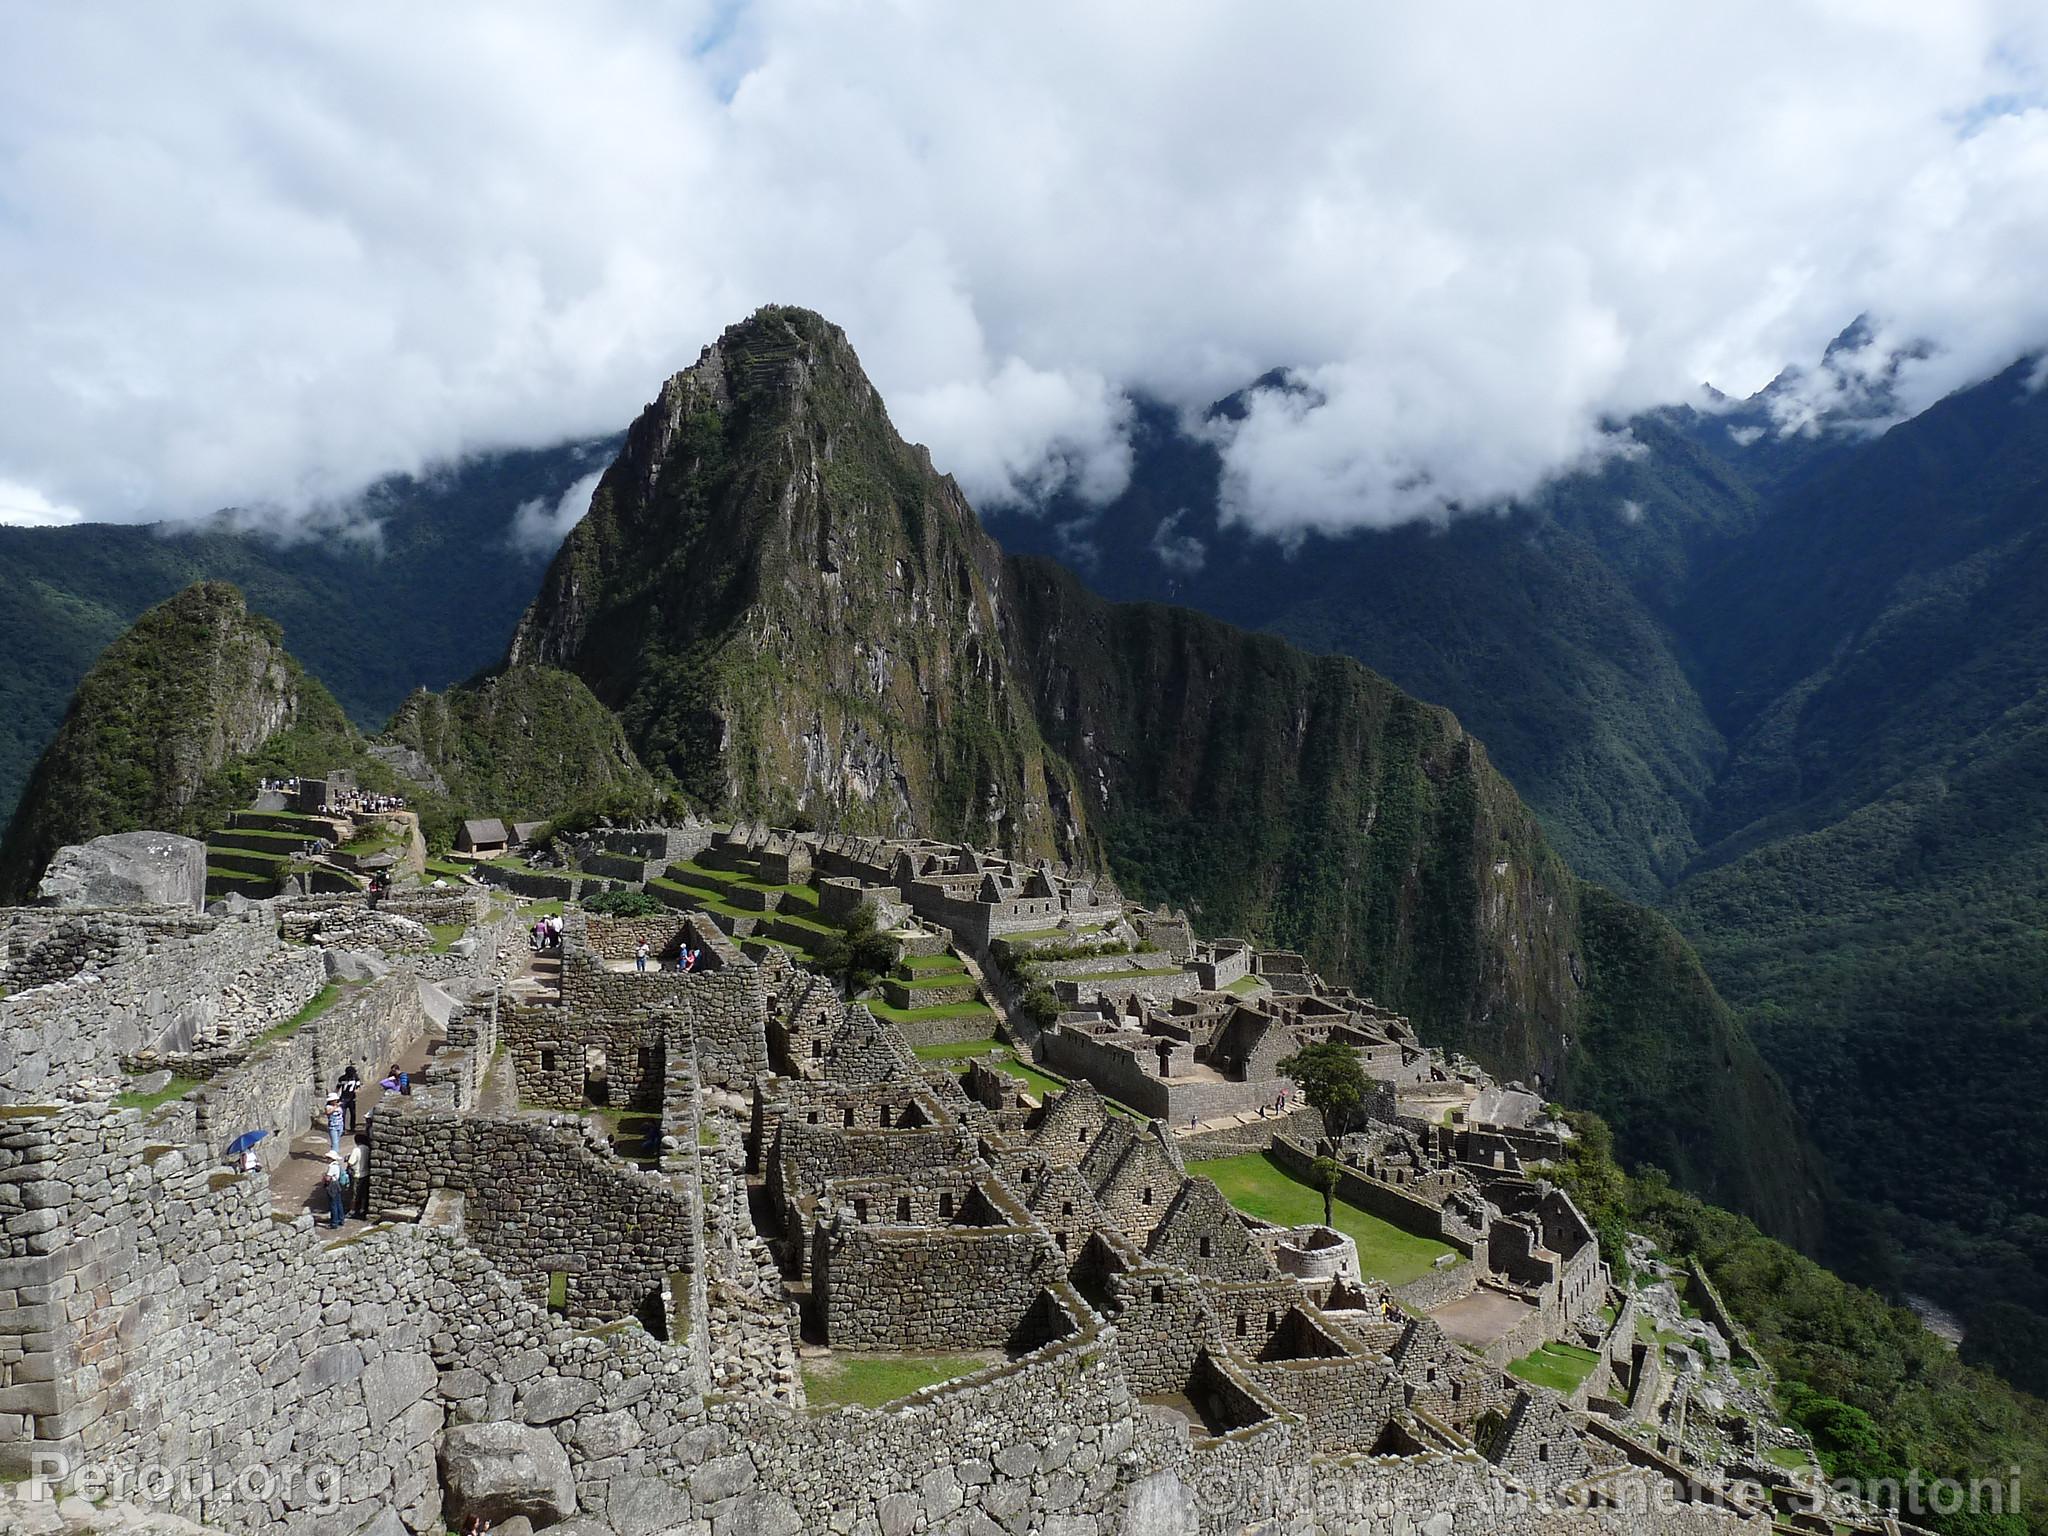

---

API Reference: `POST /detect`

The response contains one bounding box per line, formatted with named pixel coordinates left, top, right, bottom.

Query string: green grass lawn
left=1765, top=1446, right=1812, bottom=1473
left=1225, top=974, right=1264, bottom=994
left=911, top=1038, right=1009, bottom=1061
left=1507, top=1341, right=1603, bottom=1395
left=1189, top=1151, right=1458, bottom=1287
left=865, top=999, right=996, bottom=1024
left=802, top=1352, right=999, bottom=1410
left=428, top=922, right=468, bottom=953
left=890, top=971, right=981, bottom=991
left=901, top=953, right=966, bottom=972
left=114, top=1074, right=202, bottom=1112
left=521, top=898, right=566, bottom=918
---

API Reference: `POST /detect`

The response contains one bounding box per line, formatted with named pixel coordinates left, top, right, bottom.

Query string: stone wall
left=0, top=1101, right=452, bottom=1530
left=497, top=1006, right=668, bottom=1111
left=582, top=914, right=688, bottom=961
left=370, top=1103, right=695, bottom=1326
left=556, top=917, right=767, bottom=1087
left=813, top=1215, right=1066, bottom=1349
left=0, top=908, right=325, bottom=1100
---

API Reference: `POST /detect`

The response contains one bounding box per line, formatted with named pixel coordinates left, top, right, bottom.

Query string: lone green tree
left=1310, top=1155, right=1342, bottom=1227
left=816, top=900, right=897, bottom=995
left=1276, top=1040, right=1368, bottom=1137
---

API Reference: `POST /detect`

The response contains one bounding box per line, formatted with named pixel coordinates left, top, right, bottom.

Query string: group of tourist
left=529, top=914, right=565, bottom=951
left=312, top=1061, right=410, bottom=1228
left=634, top=940, right=703, bottom=972
left=256, top=777, right=409, bottom=816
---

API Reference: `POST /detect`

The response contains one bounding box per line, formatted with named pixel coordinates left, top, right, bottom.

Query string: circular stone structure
left=1272, top=1223, right=1359, bottom=1282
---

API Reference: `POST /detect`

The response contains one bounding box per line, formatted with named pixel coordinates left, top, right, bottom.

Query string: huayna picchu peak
left=510, top=307, right=1089, bottom=864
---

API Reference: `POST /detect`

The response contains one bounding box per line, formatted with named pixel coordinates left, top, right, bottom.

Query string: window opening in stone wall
left=583, top=1046, right=610, bottom=1106
left=896, top=1194, right=911, bottom=1221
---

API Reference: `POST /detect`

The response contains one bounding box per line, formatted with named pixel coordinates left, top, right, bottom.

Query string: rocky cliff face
left=510, top=308, right=1084, bottom=858
left=0, top=583, right=312, bottom=901
left=506, top=307, right=1823, bottom=1242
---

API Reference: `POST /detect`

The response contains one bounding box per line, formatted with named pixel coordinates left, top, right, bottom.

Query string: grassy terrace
left=429, top=922, right=468, bottom=953
left=1506, top=1341, right=1603, bottom=1395
left=1225, top=974, right=1265, bottom=994
left=911, top=1038, right=1069, bottom=1102
left=801, top=1351, right=1001, bottom=1410
left=889, top=971, right=980, bottom=991
left=912, top=1040, right=1145, bottom=1118
left=901, top=953, right=966, bottom=972
left=114, top=1074, right=202, bottom=1112
left=866, top=999, right=995, bottom=1025
left=1188, top=1151, right=1459, bottom=1288
left=1061, top=966, right=1185, bottom=982
left=213, top=827, right=321, bottom=846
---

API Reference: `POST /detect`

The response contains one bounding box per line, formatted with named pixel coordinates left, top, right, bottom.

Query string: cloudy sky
left=3, top=1, right=2046, bottom=537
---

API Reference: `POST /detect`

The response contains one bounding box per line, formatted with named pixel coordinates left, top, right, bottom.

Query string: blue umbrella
left=226, top=1130, right=269, bottom=1156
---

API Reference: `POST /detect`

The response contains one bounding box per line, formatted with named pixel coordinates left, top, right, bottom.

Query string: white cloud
left=1617, top=499, right=1645, bottom=526
left=0, top=481, right=82, bottom=527
left=0, top=2, right=2046, bottom=535
left=509, top=469, right=604, bottom=556
left=1149, top=510, right=1207, bottom=576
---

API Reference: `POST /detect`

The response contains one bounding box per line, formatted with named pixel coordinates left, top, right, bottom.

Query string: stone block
left=36, top=832, right=207, bottom=913
left=518, top=1375, right=598, bottom=1424
left=439, top=1421, right=578, bottom=1525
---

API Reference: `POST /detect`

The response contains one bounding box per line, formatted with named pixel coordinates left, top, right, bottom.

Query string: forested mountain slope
left=989, top=350, right=2048, bottom=1375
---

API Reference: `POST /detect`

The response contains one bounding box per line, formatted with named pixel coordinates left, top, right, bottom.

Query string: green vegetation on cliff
left=1557, top=1111, right=2046, bottom=1536
left=383, top=664, right=672, bottom=843
left=1002, top=555, right=1820, bottom=1242
left=0, top=583, right=341, bottom=899
left=0, top=437, right=616, bottom=829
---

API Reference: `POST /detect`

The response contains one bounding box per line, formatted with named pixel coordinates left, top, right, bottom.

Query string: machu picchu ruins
left=0, top=807, right=1906, bottom=1536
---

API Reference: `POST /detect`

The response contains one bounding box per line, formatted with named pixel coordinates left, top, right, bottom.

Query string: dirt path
left=268, top=1033, right=438, bottom=1229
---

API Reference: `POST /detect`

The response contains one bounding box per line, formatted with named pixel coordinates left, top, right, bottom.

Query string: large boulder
left=440, top=1422, right=578, bottom=1526
left=37, top=831, right=207, bottom=912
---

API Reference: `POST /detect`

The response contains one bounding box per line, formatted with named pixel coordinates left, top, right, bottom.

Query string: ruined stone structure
left=0, top=823, right=1790, bottom=1536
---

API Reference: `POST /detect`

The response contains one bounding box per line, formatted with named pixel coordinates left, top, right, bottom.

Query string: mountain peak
left=0, top=581, right=322, bottom=900
left=506, top=309, right=1083, bottom=857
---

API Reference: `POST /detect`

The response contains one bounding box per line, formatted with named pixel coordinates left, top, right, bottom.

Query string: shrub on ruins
left=583, top=888, right=664, bottom=918
left=816, top=901, right=897, bottom=994
left=1276, top=1039, right=1367, bottom=1136
left=1018, top=983, right=1061, bottom=1030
